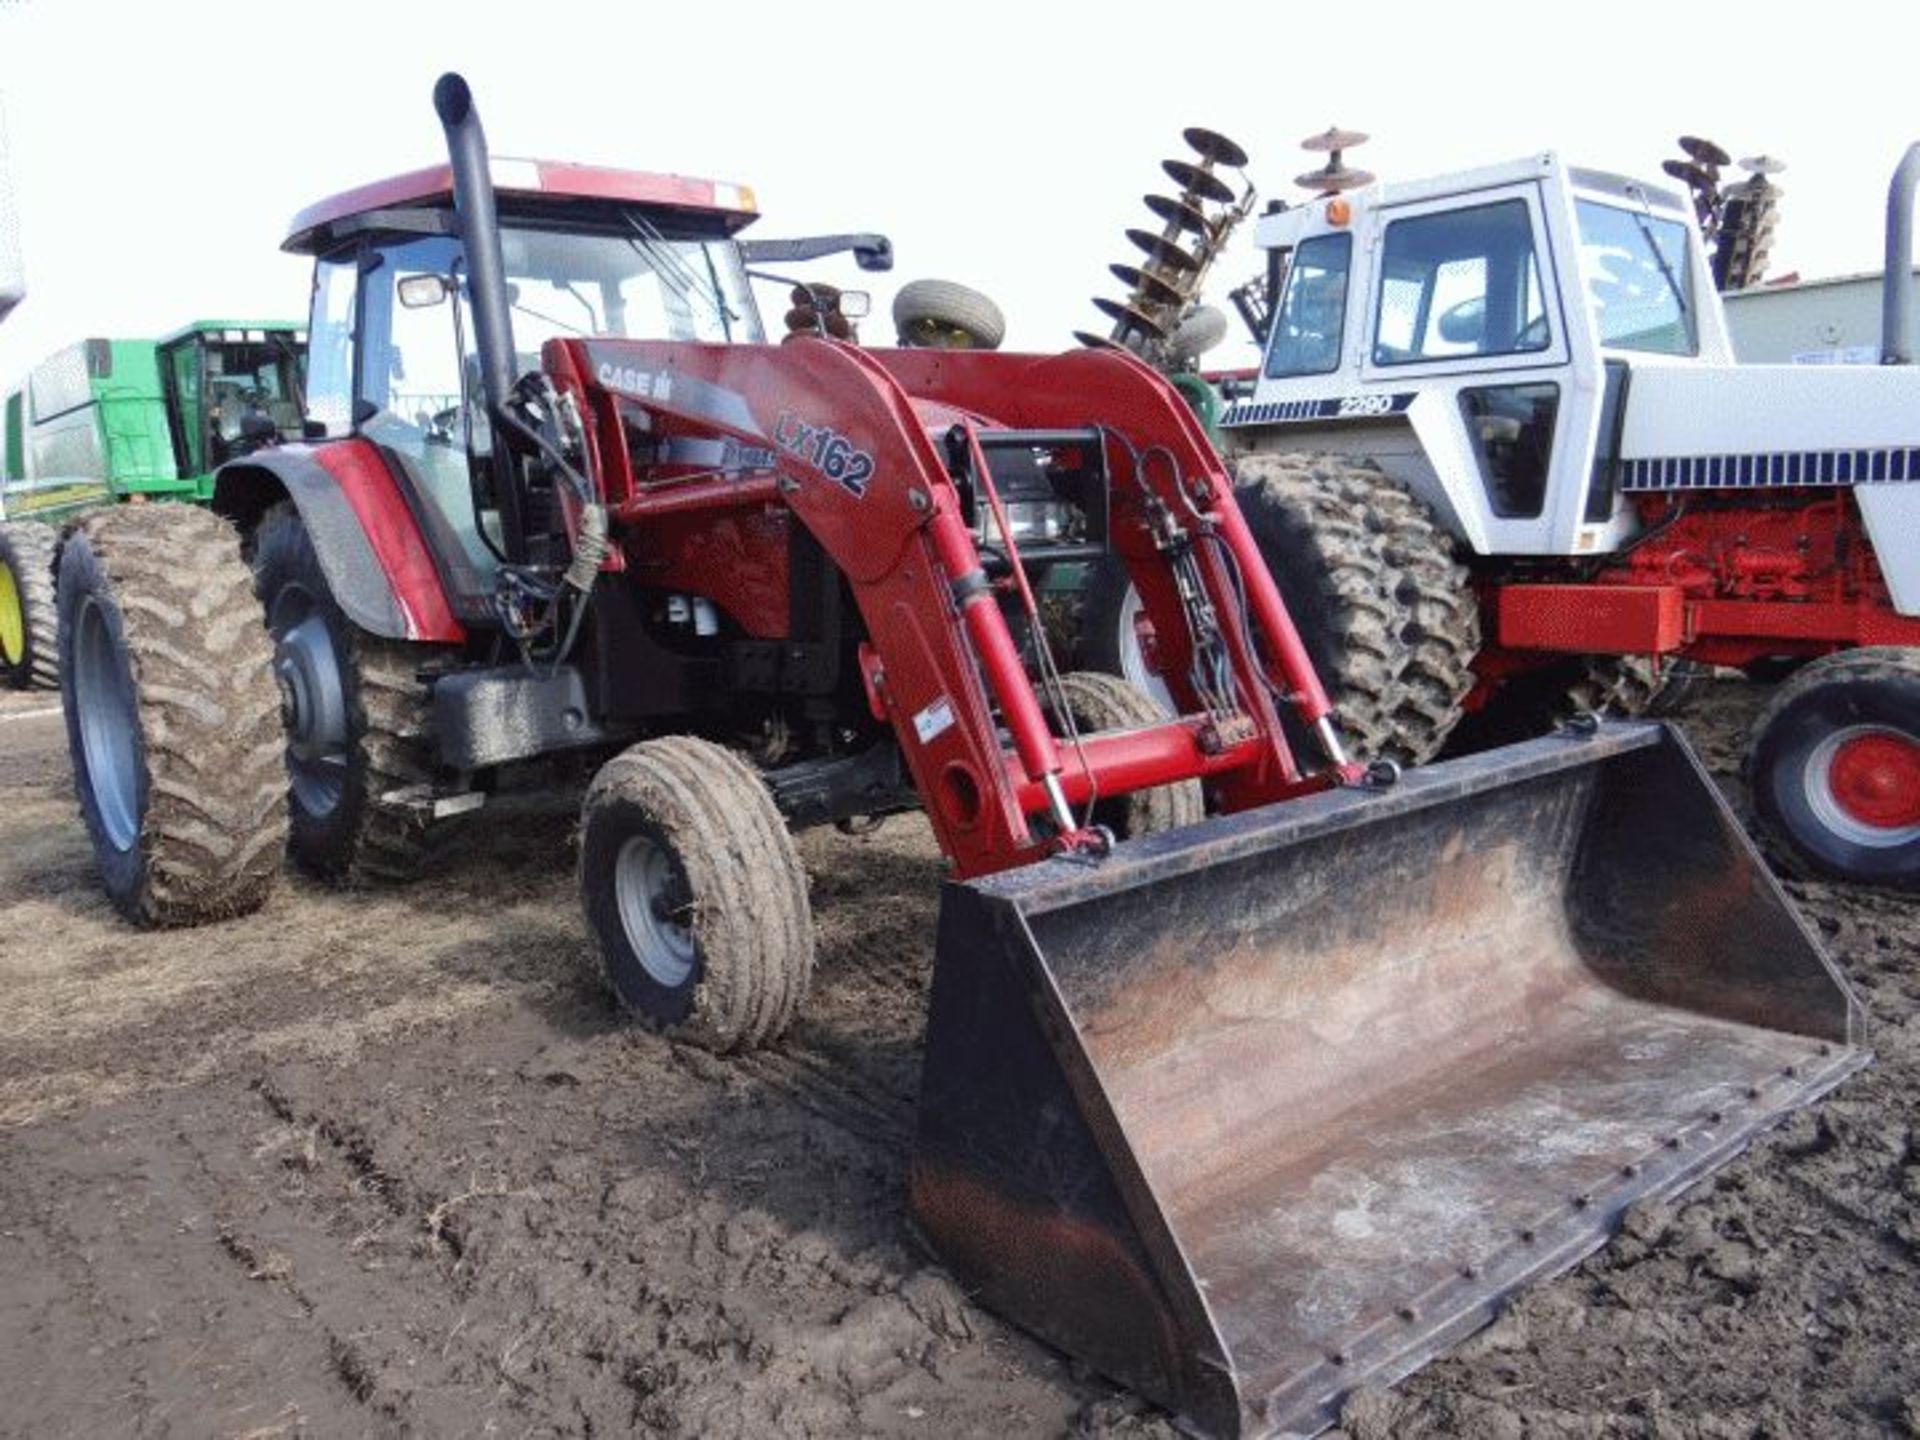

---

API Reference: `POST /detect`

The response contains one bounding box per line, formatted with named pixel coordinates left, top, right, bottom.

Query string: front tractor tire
left=580, top=736, right=815, bottom=1053
left=1745, top=647, right=1920, bottom=890
left=1046, top=671, right=1204, bottom=839
left=251, top=502, right=454, bottom=884
left=0, top=519, right=59, bottom=690
left=56, top=507, right=288, bottom=926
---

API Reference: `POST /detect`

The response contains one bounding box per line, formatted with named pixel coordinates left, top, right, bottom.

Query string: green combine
left=0, top=321, right=305, bottom=687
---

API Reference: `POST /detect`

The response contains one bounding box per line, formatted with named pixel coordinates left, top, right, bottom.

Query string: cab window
left=1574, top=200, right=1697, bottom=355
left=1264, top=232, right=1352, bottom=378
left=1374, top=200, right=1550, bottom=365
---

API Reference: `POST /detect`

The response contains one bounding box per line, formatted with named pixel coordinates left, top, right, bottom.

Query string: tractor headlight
left=977, top=499, right=1076, bottom=548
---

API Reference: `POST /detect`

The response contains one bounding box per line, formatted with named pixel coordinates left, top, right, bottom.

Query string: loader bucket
left=911, top=722, right=1865, bottom=1439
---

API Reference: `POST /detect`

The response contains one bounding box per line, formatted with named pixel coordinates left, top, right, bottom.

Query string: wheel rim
left=0, top=560, right=22, bottom=666
left=269, top=583, right=351, bottom=819
left=1115, top=585, right=1176, bottom=715
left=614, top=834, right=698, bottom=988
left=72, top=594, right=142, bottom=852
left=1805, top=724, right=1920, bottom=847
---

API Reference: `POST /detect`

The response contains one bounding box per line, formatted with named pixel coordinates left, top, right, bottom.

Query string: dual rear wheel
left=1080, top=451, right=1479, bottom=768
left=56, top=503, right=451, bottom=924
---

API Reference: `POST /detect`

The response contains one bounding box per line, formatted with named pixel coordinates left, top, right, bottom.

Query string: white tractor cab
left=1114, top=143, right=1920, bottom=887
left=1228, top=152, right=1918, bottom=563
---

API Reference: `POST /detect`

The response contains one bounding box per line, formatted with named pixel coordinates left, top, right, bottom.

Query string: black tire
left=1360, top=472, right=1481, bottom=760
left=1230, top=451, right=1479, bottom=766
left=1742, top=655, right=1807, bottom=685
left=1046, top=671, right=1204, bottom=839
left=0, top=518, right=59, bottom=690
left=1445, top=654, right=1661, bottom=756
left=580, top=736, right=814, bottom=1052
left=1563, top=654, right=1661, bottom=719
left=893, top=279, right=1007, bottom=350
left=56, top=506, right=288, bottom=926
left=1745, top=647, right=1920, bottom=890
left=251, top=502, right=456, bottom=883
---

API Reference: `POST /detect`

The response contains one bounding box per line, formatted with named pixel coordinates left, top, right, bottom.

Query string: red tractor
left=52, top=76, right=1864, bottom=1439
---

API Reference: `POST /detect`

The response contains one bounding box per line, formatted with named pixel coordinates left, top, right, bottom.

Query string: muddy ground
left=0, top=680, right=1914, bottom=1439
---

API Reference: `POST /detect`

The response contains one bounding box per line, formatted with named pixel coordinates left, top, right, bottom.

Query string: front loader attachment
left=911, top=723, right=1864, bottom=1439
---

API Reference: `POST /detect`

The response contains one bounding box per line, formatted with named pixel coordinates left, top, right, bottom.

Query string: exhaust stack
left=1885, top=141, right=1919, bottom=365
left=432, top=72, right=517, bottom=413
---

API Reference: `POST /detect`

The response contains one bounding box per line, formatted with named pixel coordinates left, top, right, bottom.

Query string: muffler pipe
left=433, top=72, right=518, bottom=412
left=1883, top=141, right=1918, bottom=366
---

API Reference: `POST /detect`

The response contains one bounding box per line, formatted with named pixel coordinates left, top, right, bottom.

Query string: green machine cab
left=0, top=321, right=305, bottom=686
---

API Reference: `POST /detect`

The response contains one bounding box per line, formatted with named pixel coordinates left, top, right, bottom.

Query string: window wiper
left=621, top=209, right=737, bottom=331
left=1627, top=187, right=1689, bottom=316
left=510, top=298, right=589, bottom=338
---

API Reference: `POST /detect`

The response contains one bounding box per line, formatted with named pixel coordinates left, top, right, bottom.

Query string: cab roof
left=284, top=156, right=760, bottom=255
left=156, top=320, right=305, bottom=347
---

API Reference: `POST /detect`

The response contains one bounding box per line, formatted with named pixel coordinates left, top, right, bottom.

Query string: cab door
left=1362, top=184, right=1601, bottom=555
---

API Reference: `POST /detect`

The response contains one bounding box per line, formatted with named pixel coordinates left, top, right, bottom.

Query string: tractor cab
left=283, top=160, right=769, bottom=591
left=1228, top=148, right=1920, bottom=596
left=280, top=158, right=888, bottom=596
left=1237, top=154, right=1740, bottom=558
left=155, top=321, right=307, bottom=490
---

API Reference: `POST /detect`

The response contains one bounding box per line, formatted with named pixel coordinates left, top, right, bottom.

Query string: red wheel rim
left=1827, top=729, right=1920, bottom=831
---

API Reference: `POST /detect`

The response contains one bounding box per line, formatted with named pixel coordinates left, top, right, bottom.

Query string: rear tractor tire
left=580, top=736, right=815, bottom=1052
left=1745, top=647, right=1920, bottom=890
left=56, top=506, right=288, bottom=925
left=1046, top=670, right=1204, bottom=840
left=251, top=502, right=457, bottom=884
left=0, top=519, right=59, bottom=690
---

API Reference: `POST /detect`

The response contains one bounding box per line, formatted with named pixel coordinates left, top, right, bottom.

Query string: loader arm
left=548, top=333, right=1345, bottom=877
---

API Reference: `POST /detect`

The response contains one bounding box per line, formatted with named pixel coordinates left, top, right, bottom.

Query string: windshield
left=1575, top=200, right=1697, bottom=355
left=205, top=336, right=305, bottom=427
left=497, top=220, right=763, bottom=350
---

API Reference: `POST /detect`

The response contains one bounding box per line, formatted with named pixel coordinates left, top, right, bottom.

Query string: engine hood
left=1621, top=363, right=1920, bottom=469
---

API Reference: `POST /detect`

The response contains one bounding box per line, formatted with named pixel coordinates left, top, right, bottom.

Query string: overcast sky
left=1, top=0, right=1915, bottom=387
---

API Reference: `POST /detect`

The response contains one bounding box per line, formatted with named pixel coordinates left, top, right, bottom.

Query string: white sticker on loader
left=914, top=697, right=955, bottom=745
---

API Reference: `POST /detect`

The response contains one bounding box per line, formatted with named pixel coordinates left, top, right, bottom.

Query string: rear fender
left=212, top=441, right=464, bottom=642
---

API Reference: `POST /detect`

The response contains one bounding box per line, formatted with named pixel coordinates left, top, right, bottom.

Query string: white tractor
left=1092, top=132, right=1920, bottom=886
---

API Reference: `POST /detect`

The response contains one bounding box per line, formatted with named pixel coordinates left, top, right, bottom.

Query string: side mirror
left=398, top=274, right=450, bottom=309
left=837, top=291, right=872, bottom=319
